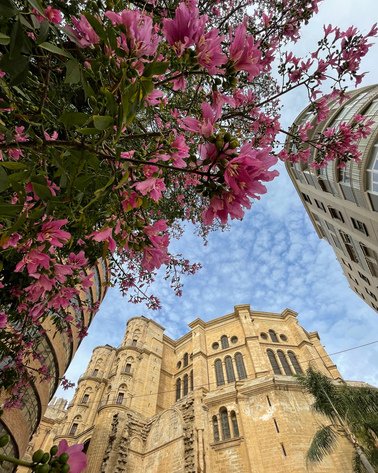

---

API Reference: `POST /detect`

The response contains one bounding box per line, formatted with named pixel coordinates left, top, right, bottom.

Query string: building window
left=234, top=352, right=247, bottom=380
left=176, top=378, right=181, bottom=401
left=220, top=407, right=231, bottom=440
left=287, top=351, right=303, bottom=374
left=230, top=336, right=238, bottom=344
left=339, top=231, right=359, bottom=263
left=267, top=349, right=282, bottom=375
left=124, top=363, right=132, bottom=374
left=260, top=332, right=268, bottom=340
left=230, top=411, right=240, bottom=437
left=360, top=244, right=378, bottom=277
left=212, top=342, right=219, bottom=350
left=314, top=199, right=326, bottom=212
left=268, top=330, right=278, bottom=342
left=190, top=370, right=194, bottom=391
left=220, top=335, right=229, bottom=349
left=69, top=423, right=78, bottom=435
left=277, top=350, right=293, bottom=375
left=131, top=339, right=138, bottom=346
left=183, top=352, right=189, bottom=367
left=301, top=192, right=312, bottom=204
left=367, top=143, right=378, bottom=195
left=212, top=415, right=220, bottom=442
left=351, top=218, right=368, bottom=235
left=183, top=374, right=189, bottom=396
left=91, top=369, right=99, bottom=377
left=366, top=288, right=377, bottom=301
left=328, top=207, right=344, bottom=222
left=358, top=271, right=370, bottom=284
left=81, top=394, right=89, bottom=404
left=116, top=392, right=124, bottom=405
left=215, top=359, right=225, bottom=386
left=225, top=356, right=235, bottom=383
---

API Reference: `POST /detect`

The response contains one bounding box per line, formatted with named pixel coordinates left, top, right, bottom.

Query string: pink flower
left=15, top=249, right=51, bottom=276
left=171, top=134, right=189, bottom=168
left=1, top=232, right=21, bottom=249
left=162, top=2, right=207, bottom=55
left=0, top=70, right=6, bottom=78
left=105, top=10, right=159, bottom=57
left=0, top=311, right=7, bottom=329
left=56, top=440, right=87, bottom=473
left=134, top=177, right=166, bottom=202
left=44, top=130, right=59, bottom=141
left=68, top=15, right=100, bottom=48
left=45, top=6, right=62, bottom=24
left=37, top=219, right=71, bottom=247
left=68, top=251, right=88, bottom=269
left=88, top=227, right=116, bottom=252
left=145, top=89, right=165, bottom=106
left=196, top=28, right=226, bottom=74
left=229, top=23, right=262, bottom=81
left=142, top=220, right=170, bottom=271
left=181, top=102, right=220, bottom=137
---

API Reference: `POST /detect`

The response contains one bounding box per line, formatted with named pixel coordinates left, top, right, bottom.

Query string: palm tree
left=298, top=368, right=378, bottom=472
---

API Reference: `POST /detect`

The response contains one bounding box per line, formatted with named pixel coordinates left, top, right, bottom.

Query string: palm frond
left=353, top=451, right=364, bottom=473
left=306, top=425, right=338, bottom=463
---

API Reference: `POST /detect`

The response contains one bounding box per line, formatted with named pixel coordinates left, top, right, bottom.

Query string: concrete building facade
left=0, top=258, right=109, bottom=470
left=24, top=306, right=357, bottom=473
left=285, top=84, right=378, bottom=312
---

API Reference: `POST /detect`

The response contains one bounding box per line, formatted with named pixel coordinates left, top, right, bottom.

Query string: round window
left=230, top=336, right=238, bottom=344
left=212, top=342, right=219, bottom=350
left=260, top=332, right=268, bottom=340
left=177, top=361, right=182, bottom=369
left=280, top=334, right=288, bottom=342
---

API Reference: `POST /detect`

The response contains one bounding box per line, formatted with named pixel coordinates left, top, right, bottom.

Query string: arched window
left=230, top=411, right=240, bottom=437
left=183, top=374, right=189, bottom=396
left=269, top=330, right=279, bottom=342
left=221, top=335, right=229, bottom=349
left=220, top=407, right=231, bottom=440
left=287, top=351, right=303, bottom=374
left=183, top=352, right=189, bottom=367
left=116, top=392, right=124, bottom=404
left=277, top=350, right=293, bottom=375
left=69, top=423, right=78, bottom=435
left=225, top=356, right=235, bottom=383
left=190, top=370, right=193, bottom=391
left=83, top=439, right=91, bottom=454
left=212, top=415, right=220, bottom=442
left=215, top=359, right=225, bottom=386
left=81, top=394, right=89, bottom=404
left=234, top=352, right=247, bottom=379
left=176, top=378, right=181, bottom=401
left=267, top=349, right=282, bottom=375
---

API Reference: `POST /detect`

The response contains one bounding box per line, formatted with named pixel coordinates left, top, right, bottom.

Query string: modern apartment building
left=285, top=85, right=378, bottom=312
left=0, top=259, right=109, bottom=471
left=21, top=305, right=358, bottom=473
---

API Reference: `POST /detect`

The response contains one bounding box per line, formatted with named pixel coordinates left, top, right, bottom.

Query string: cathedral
left=19, top=305, right=358, bottom=472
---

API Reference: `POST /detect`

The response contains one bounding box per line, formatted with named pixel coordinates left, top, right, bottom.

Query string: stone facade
left=285, top=84, right=378, bottom=312
left=21, top=305, right=358, bottom=472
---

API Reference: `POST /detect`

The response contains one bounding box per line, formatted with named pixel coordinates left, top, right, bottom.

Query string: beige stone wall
left=21, top=305, right=358, bottom=473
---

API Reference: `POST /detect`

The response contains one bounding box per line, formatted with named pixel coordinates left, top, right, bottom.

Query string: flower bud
left=50, top=445, right=58, bottom=456
left=59, top=452, right=69, bottom=464
left=32, top=449, right=45, bottom=463
left=0, top=434, right=9, bottom=447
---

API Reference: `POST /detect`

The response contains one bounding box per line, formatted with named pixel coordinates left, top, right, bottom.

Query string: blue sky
left=57, top=0, right=378, bottom=400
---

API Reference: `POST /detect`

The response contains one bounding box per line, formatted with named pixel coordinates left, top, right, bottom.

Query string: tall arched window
left=287, top=351, right=303, bottom=374
left=221, top=335, right=229, bottom=349
left=269, top=330, right=279, bottom=342
left=183, top=374, right=189, bottom=396
left=190, top=370, right=193, bottom=391
left=215, top=359, right=225, bottom=386
left=176, top=378, right=181, bottom=401
left=267, top=349, right=282, bottom=375
left=183, top=352, right=189, bottom=367
left=212, top=415, right=220, bottom=442
left=225, top=356, right=235, bottom=383
left=277, top=350, right=293, bottom=375
left=230, top=411, right=240, bottom=437
left=234, top=352, right=247, bottom=379
left=220, top=407, right=231, bottom=440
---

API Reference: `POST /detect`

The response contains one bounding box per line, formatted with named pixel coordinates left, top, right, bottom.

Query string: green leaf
left=0, top=203, right=23, bottom=217
left=0, top=161, right=28, bottom=170
left=306, top=425, right=338, bottom=463
left=93, top=115, right=113, bottom=130
left=65, top=59, right=81, bottom=85
left=59, top=112, right=89, bottom=128
left=77, top=127, right=100, bottom=135
left=31, top=182, right=52, bottom=200
left=140, top=78, right=154, bottom=97
left=38, top=42, right=72, bottom=58
left=36, top=20, right=50, bottom=45
left=83, top=12, right=106, bottom=40
left=0, top=33, right=10, bottom=46
left=0, top=0, right=17, bottom=18
left=26, top=0, right=44, bottom=14
left=0, top=166, right=9, bottom=192
left=0, top=54, right=29, bottom=85
left=143, top=61, right=169, bottom=77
